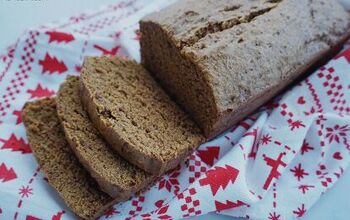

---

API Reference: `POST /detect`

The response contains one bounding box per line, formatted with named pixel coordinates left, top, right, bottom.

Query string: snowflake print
left=326, top=124, right=349, bottom=144
left=104, top=207, right=119, bottom=218
left=301, top=140, right=314, bottom=155
left=290, top=164, right=309, bottom=181
left=19, top=185, right=33, bottom=198
left=298, top=185, right=315, bottom=194
left=158, top=167, right=180, bottom=193
left=268, top=212, right=281, bottom=220
left=289, top=120, right=306, bottom=131
left=260, top=134, right=272, bottom=145
left=293, top=204, right=307, bottom=217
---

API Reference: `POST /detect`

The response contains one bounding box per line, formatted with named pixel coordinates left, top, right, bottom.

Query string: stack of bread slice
left=22, top=0, right=350, bottom=219
left=23, top=57, right=205, bottom=219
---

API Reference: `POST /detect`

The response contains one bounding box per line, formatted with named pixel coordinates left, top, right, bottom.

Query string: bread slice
left=57, top=75, right=154, bottom=198
left=140, top=0, right=350, bottom=138
left=22, top=98, right=114, bottom=220
left=81, top=56, right=204, bottom=174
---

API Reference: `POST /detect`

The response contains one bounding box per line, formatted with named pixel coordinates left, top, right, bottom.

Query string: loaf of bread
left=57, top=76, right=155, bottom=198
left=80, top=56, right=204, bottom=174
left=22, top=98, right=115, bottom=219
left=140, top=0, right=350, bottom=138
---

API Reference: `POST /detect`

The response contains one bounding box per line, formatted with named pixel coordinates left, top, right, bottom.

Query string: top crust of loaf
left=80, top=56, right=204, bottom=174
left=22, top=98, right=114, bottom=219
left=140, top=0, right=350, bottom=138
left=57, top=76, right=154, bottom=198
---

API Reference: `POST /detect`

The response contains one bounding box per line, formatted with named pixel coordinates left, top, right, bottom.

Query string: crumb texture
left=57, top=76, right=153, bottom=198
left=81, top=57, right=204, bottom=174
left=22, top=98, right=112, bottom=219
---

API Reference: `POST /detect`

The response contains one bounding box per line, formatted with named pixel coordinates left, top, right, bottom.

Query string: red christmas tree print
left=13, top=110, right=22, bottom=124
left=263, top=153, right=286, bottom=190
left=293, top=204, right=307, bottom=217
left=19, top=185, right=33, bottom=198
left=196, top=146, right=220, bottom=166
left=51, top=211, right=65, bottom=220
left=0, top=163, right=17, bottom=182
left=93, top=44, right=121, bottom=56
left=300, top=140, right=314, bottom=155
left=0, top=134, right=32, bottom=154
left=27, top=84, right=55, bottom=99
left=46, top=31, right=75, bottom=43
left=104, top=207, right=119, bottom=218
left=39, top=53, right=68, bottom=74
left=215, top=200, right=247, bottom=211
left=199, top=165, right=239, bottom=196
left=290, top=163, right=309, bottom=181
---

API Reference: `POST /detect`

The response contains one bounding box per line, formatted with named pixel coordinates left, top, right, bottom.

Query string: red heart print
left=333, top=152, right=343, bottom=160
left=298, top=96, right=306, bottom=105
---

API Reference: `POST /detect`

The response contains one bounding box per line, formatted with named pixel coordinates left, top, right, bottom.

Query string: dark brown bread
left=22, top=98, right=114, bottom=220
left=57, top=75, right=154, bottom=198
left=140, top=0, right=350, bottom=138
left=80, top=56, right=204, bottom=174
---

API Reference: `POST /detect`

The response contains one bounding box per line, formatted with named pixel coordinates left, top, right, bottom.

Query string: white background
left=0, top=1, right=349, bottom=219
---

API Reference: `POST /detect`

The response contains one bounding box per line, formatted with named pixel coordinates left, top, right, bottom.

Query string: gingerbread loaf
left=57, top=76, right=155, bottom=198
left=22, top=98, right=115, bottom=219
left=140, top=0, right=350, bottom=138
left=80, top=56, right=204, bottom=174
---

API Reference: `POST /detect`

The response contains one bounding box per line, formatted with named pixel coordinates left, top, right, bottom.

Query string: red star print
left=298, top=184, right=315, bottom=194
left=268, top=212, right=281, bottom=220
left=326, top=124, right=349, bottom=144
left=19, top=185, right=33, bottom=198
left=289, top=120, right=305, bottom=131
left=158, top=167, right=180, bottom=193
left=293, top=204, right=307, bottom=217
left=301, top=140, right=314, bottom=155
left=104, top=207, right=119, bottom=218
left=290, top=163, right=309, bottom=181
left=260, top=134, right=272, bottom=145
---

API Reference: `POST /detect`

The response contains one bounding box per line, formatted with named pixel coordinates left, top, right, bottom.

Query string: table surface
left=0, top=1, right=349, bottom=219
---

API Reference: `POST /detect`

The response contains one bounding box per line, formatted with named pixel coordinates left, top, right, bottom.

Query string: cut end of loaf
left=22, top=98, right=114, bottom=219
left=57, top=75, right=155, bottom=198
left=81, top=56, right=205, bottom=174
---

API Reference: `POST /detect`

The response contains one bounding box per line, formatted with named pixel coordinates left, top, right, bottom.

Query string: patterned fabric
left=0, top=0, right=350, bottom=219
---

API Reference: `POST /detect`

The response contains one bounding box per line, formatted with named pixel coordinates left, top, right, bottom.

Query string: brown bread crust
left=140, top=0, right=350, bottom=138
